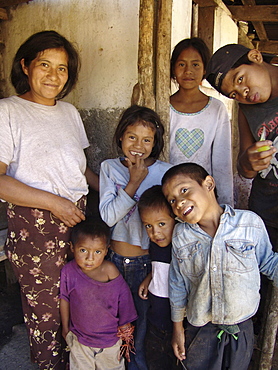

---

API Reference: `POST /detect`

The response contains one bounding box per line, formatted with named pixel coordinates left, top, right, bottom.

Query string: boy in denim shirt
left=161, top=163, right=278, bottom=370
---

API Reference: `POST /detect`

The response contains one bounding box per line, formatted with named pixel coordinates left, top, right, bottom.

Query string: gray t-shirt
left=0, top=96, right=89, bottom=202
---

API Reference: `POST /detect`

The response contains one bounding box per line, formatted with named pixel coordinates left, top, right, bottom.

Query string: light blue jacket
left=169, top=204, right=278, bottom=326
left=99, top=158, right=172, bottom=249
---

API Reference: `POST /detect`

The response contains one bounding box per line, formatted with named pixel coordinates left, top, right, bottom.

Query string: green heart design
left=175, top=128, right=204, bottom=158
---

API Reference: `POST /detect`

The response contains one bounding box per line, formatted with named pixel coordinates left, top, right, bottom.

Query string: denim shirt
left=169, top=204, right=278, bottom=326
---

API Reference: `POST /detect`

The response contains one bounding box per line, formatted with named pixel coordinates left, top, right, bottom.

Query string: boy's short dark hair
left=170, top=37, right=211, bottom=80
left=138, top=185, right=175, bottom=218
left=205, top=43, right=274, bottom=94
left=114, top=105, right=165, bottom=160
left=11, top=30, right=80, bottom=99
left=71, top=217, right=110, bottom=247
left=162, top=162, right=218, bottom=198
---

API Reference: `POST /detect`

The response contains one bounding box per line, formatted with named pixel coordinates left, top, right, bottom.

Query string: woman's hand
left=49, top=196, right=85, bottom=227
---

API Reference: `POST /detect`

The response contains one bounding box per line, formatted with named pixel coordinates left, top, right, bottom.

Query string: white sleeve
left=99, top=161, right=136, bottom=227
left=211, top=101, right=234, bottom=206
left=0, top=101, right=13, bottom=166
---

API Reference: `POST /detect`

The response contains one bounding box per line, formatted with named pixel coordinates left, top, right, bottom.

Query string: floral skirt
left=5, top=197, right=86, bottom=370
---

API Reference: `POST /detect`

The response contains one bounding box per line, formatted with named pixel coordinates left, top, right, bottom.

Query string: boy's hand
left=138, top=272, right=152, bottom=299
left=172, top=322, right=186, bottom=361
left=239, top=141, right=276, bottom=176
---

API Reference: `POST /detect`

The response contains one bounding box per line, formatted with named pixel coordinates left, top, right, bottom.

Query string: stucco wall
left=0, top=0, right=194, bottom=174
left=0, top=0, right=140, bottom=173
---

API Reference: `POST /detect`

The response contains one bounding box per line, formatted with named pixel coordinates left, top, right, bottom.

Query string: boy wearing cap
left=206, top=44, right=278, bottom=253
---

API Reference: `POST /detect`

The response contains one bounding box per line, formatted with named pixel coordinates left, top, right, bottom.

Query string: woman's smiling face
left=21, top=48, right=69, bottom=106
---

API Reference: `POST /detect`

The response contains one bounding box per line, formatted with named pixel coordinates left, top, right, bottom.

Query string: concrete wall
left=0, top=0, right=140, bottom=173
left=0, top=0, right=194, bottom=174
left=0, top=0, right=238, bottom=176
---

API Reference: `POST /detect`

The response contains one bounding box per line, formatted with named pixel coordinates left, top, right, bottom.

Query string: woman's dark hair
left=114, top=105, right=165, bottom=160
left=170, top=37, right=211, bottom=80
left=162, top=162, right=218, bottom=198
left=11, top=30, right=80, bottom=99
left=71, top=217, right=111, bottom=247
left=138, top=185, right=175, bottom=218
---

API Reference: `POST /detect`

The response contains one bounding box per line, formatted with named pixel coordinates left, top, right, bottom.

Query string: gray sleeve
left=99, top=161, right=136, bottom=227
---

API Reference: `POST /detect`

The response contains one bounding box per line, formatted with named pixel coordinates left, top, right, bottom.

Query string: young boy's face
left=220, top=59, right=272, bottom=104
left=162, top=174, right=213, bottom=224
left=71, top=236, right=108, bottom=275
left=140, top=207, right=175, bottom=247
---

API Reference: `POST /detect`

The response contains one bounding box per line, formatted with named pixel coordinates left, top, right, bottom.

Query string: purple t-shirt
left=60, top=260, right=138, bottom=348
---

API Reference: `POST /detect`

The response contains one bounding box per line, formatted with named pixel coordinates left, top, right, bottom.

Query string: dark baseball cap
left=205, top=44, right=250, bottom=93
left=205, top=43, right=275, bottom=94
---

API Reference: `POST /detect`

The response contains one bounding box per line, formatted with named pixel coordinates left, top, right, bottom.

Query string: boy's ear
left=204, top=175, right=215, bottom=192
left=70, top=242, right=74, bottom=252
left=247, top=49, right=263, bottom=64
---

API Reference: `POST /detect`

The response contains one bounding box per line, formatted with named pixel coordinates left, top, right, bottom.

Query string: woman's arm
left=237, top=109, right=276, bottom=179
left=85, top=166, right=99, bottom=192
left=0, top=161, right=85, bottom=227
left=60, top=299, right=70, bottom=340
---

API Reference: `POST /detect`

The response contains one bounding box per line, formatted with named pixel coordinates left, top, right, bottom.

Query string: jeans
left=107, top=249, right=151, bottom=370
left=183, top=319, right=254, bottom=370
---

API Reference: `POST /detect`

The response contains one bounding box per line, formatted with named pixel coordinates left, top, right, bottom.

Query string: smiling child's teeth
left=183, top=206, right=193, bottom=215
left=131, top=151, right=143, bottom=156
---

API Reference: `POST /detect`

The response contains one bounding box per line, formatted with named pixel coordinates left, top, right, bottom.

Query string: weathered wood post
left=131, top=0, right=155, bottom=109
left=132, top=0, right=172, bottom=162
left=155, top=0, right=172, bottom=161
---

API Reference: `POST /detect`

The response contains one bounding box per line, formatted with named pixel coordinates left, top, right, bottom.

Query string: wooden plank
left=0, top=0, right=31, bottom=6
left=234, top=0, right=268, bottom=43
left=257, top=40, right=278, bottom=55
left=198, top=6, right=214, bottom=55
left=252, top=21, right=268, bottom=41
left=131, top=0, right=155, bottom=109
left=227, top=5, right=278, bottom=22
left=155, top=0, right=172, bottom=162
left=0, top=7, right=8, bottom=20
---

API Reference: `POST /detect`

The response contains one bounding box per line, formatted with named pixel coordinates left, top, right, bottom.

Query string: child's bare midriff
left=111, top=240, right=149, bottom=257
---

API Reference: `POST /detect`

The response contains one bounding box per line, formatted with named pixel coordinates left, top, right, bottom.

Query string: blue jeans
left=108, top=249, right=151, bottom=370
left=183, top=319, right=254, bottom=370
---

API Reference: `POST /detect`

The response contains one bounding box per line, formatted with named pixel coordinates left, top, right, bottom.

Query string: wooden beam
left=256, top=40, right=278, bottom=55
left=227, top=5, right=278, bottom=22
left=240, top=0, right=268, bottom=43
left=131, top=0, right=155, bottom=109
left=198, top=6, right=214, bottom=55
left=155, top=0, right=172, bottom=161
left=252, top=21, right=268, bottom=41
left=0, top=7, right=8, bottom=19
left=0, top=0, right=31, bottom=6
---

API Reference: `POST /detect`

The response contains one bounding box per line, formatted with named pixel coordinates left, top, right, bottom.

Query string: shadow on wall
left=80, top=107, right=124, bottom=174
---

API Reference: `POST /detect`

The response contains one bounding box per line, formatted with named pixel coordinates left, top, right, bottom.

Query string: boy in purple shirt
left=60, top=218, right=137, bottom=369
